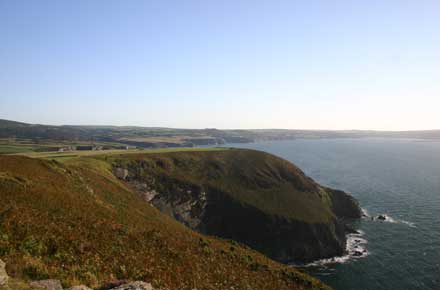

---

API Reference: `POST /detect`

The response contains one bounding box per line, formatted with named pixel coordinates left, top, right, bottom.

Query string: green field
left=0, top=137, right=229, bottom=161
left=0, top=137, right=138, bottom=155
left=14, top=147, right=229, bottom=161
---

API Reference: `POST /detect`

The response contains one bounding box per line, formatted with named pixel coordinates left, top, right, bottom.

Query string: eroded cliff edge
left=112, top=149, right=362, bottom=263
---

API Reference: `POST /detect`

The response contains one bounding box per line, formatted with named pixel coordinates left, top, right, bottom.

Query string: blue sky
left=1, top=0, right=439, bottom=130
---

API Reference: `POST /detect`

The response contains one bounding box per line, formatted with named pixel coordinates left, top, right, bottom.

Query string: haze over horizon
left=1, top=0, right=439, bottom=130
left=2, top=117, right=440, bottom=133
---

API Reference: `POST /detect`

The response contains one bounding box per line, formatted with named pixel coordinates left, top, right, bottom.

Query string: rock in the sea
left=377, top=214, right=387, bottom=221
left=353, top=251, right=363, bottom=257
left=110, top=281, right=154, bottom=290
left=0, top=259, right=8, bottom=286
left=65, top=286, right=93, bottom=290
left=29, top=279, right=63, bottom=290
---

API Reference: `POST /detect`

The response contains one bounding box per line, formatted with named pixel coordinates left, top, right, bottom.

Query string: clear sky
left=1, top=0, right=439, bottom=130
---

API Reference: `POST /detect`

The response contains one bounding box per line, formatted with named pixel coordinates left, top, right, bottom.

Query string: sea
left=224, top=138, right=440, bottom=290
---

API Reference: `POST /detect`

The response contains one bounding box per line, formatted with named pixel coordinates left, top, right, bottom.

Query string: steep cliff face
left=327, top=188, right=362, bottom=219
left=111, top=149, right=361, bottom=263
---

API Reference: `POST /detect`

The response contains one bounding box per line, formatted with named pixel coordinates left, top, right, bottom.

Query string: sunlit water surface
left=225, top=138, right=440, bottom=290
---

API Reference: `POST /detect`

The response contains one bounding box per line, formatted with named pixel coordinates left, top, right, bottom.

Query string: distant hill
left=0, top=119, right=87, bottom=141
left=0, top=118, right=439, bottom=151
left=0, top=119, right=255, bottom=146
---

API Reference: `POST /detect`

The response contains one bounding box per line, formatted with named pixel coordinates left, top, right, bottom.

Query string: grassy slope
left=0, top=154, right=329, bottom=290
left=108, top=149, right=334, bottom=223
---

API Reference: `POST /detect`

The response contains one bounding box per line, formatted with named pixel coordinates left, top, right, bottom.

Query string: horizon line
left=1, top=118, right=439, bottom=133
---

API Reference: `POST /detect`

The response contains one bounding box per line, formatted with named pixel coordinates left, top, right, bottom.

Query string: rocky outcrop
left=24, top=281, right=150, bottom=290
left=114, top=167, right=129, bottom=180
left=0, top=259, right=8, bottom=286
left=65, top=286, right=93, bottom=290
left=127, top=178, right=207, bottom=229
left=29, top=279, right=63, bottom=290
left=110, top=281, right=154, bottom=290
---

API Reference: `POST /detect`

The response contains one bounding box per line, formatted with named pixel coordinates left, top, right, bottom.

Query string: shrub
left=20, top=236, right=45, bottom=256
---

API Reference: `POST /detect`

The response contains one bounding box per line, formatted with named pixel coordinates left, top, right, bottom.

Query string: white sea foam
left=361, top=208, right=370, bottom=218
left=299, top=210, right=415, bottom=268
left=303, top=230, right=369, bottom=267
left=400, top=220, right=416, bottom=228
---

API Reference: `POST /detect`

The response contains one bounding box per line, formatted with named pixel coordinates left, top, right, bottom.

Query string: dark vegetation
left=0, top=153, right=330, bottom=290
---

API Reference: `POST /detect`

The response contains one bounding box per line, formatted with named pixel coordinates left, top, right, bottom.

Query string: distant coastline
left=1, top=118, right=439, bottom=155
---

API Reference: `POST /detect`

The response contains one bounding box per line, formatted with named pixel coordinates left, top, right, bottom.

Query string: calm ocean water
left=225, top=138, right=440, bottom=290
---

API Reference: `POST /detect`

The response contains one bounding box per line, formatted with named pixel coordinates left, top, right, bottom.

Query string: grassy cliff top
left=106, top=149, right=335, bottom=223
left=0, top=154, right=329, bottom=290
